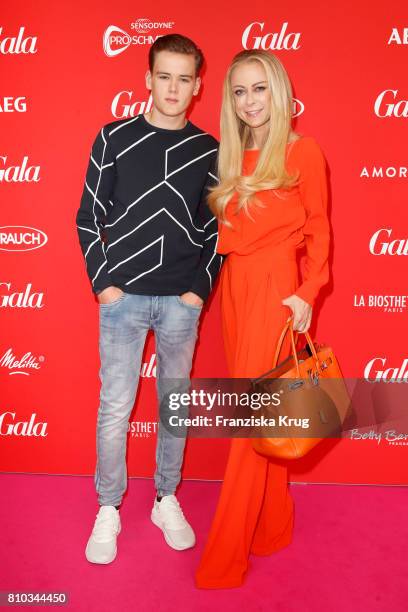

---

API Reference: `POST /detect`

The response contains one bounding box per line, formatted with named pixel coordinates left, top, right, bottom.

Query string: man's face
left=146, top=50, right=201, bottom=118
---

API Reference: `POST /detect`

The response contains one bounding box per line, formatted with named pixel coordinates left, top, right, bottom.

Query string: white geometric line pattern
left=116, top=132, right=156, bottom=160
left=106, top=207, right=203, bottom=253
left=77, top=117, right=221, bottom=297
left=166, top=148, right=218, bottom=180
left=125, top=236, right=164, bottom=286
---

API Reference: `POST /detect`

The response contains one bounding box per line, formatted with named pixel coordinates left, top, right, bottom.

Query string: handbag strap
left=272, top=318, right=321, bottom=375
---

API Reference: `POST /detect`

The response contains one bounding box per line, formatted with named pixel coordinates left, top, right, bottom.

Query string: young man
left=76, top=34, right=221, bottom=564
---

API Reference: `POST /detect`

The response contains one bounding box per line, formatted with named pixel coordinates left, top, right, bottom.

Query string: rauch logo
left=0, top=226, right=48, bottom=252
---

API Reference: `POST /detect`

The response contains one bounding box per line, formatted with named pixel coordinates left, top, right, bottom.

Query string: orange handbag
left=251, top=318, right=351, bottom=460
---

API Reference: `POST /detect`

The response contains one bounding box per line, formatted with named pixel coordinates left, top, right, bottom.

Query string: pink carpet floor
left=1, top=474, right=407, bottom=611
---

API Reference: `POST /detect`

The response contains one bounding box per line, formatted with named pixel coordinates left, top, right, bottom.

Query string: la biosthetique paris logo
left=0, top=412, right=48, bottom=437
left=128, top=420, right=158, bottom=438
left=0, top=348, right=44, bottom=376
left=353, top=294, right=408, bottom=313
left=103, top=18, right=175, bottom=57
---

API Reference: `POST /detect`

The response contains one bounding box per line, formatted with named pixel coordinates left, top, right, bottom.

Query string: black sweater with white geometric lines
left=76, top=114, right=221, bottom=301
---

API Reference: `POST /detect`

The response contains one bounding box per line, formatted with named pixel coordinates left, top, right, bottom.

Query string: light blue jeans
left=95, top=292, right=202, bottom=506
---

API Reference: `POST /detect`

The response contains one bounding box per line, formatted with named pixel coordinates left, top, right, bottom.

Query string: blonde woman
left=195, top=50, right=330, bottom=588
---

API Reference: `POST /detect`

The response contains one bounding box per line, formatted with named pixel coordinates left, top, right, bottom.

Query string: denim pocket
left=99, top=292, right=126, bottom=308
left=176, top=295, right=203, bottom=311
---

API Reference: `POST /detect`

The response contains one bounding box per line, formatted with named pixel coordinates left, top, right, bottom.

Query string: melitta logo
left=103, top=19, right=175, bottom=57
left=0, top=282, right=44, bottom=309
left=0, top=26, right=37, bottom=55
left=360, top=166, right=407, bottom=178
left=0, top=156, right=40, bottom=182
left=374, top=89, right=408, bottom=118
left=0, top=348, right=44, bottom=375
left=388, top=27, right=408, bottom=45
left=364, top=358, right=408, bottom=383
left=353, top=294, right=407, bottom=313
left=0, top=412, right=48, bottom=436
left=0, top=97, right=27, bottom=113
left=242, top=21, right=301, bottom=50
left=140, top=353, right=157, bottom=378
left=111, top=91, right=153, bottom=119
left=128, top=420, right=158, bottom=438
left=0, top=226, right=48, bottom=252
left=369, top=229, right=408, bottom=255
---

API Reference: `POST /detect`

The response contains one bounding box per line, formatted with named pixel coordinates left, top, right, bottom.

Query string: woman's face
left=230, top=60, right=271, bottom=129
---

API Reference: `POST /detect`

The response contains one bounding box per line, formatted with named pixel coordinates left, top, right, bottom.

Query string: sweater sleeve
left=189, top=151, right=223, bottom=302
left=293, top=138, right=330, bottom=307
left=75, top=126, right=116, bottom=295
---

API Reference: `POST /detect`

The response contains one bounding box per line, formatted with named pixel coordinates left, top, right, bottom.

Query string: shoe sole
left=150, top=512, right=195, bottom=551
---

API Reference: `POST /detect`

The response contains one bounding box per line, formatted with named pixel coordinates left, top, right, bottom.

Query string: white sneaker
left=85, top=505, right=121, bottom=564
left=151, top=495, right=195, bottom=551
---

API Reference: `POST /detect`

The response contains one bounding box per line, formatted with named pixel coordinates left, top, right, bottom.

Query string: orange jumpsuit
left=195, top=136, right=330, bottom=588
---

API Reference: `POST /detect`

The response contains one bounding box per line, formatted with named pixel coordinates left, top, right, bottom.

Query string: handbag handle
left=272, top=317, right=321, bottom=376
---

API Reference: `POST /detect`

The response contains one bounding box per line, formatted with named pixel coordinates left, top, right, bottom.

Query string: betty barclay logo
left=350, top=429, right=408, bottom=446
left=128, top=420, right=158, bottom=438
left=369, top=228, right=408, bottom=256
left=353, top=294, right=408, bottom=313
left=0, top=348, right=45, bottom=376
left=0, top=412, right=48, bottom=437
left=0, top=226, right=48, bottom=252
left=242, top=21, right=301, bottom=50
left=103, top=19, right=175, bottom=57
left=0, top=26, right=37, bottom=55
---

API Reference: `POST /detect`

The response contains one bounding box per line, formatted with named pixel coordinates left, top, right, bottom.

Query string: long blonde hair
left=209, top=50, right=300, bottom=221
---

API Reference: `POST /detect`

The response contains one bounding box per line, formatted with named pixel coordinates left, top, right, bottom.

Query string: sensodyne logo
left=0, top=348, right=44, bottom=375
left=103, top=19, right=175, bottom=57
left=0, top=26, right=37, bottom=54
left=0, top=226, right=48, bottom=252
left=242, top=21, right=301, bottom=50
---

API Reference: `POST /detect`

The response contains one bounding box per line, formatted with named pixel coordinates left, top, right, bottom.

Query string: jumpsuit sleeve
left=294, top=138, right=330, bottom=307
